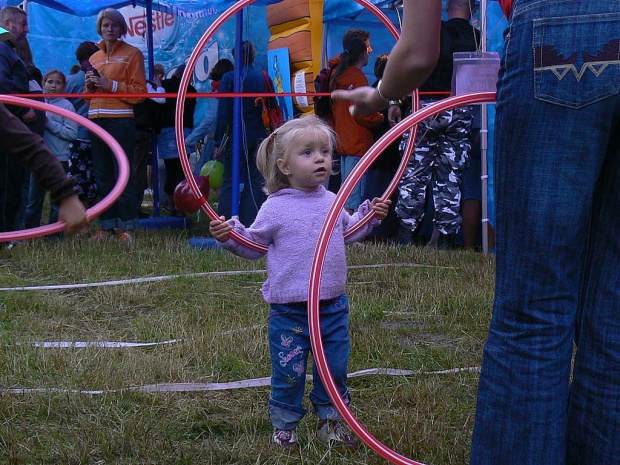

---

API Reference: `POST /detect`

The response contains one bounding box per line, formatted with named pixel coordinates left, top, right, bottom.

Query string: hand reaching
left=331, top=86, right=387, bottom=118
left=209, top=216, right=232, bottom=242
left=371, top=197, right=392, bottom=221
left=58, top=194, right=88, bottom=235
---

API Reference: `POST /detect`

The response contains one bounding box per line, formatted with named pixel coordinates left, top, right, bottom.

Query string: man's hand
left=58, top=194, right=88, bottom=235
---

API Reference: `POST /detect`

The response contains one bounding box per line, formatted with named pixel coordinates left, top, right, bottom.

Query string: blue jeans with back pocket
left=470, top=1, right=620, bottom=464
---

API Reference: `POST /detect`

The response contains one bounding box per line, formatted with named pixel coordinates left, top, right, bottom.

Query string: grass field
left=0, top=226, right=495, bottom=464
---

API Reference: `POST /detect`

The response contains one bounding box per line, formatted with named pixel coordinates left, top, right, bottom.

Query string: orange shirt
left=85, top=40, right=146, bottom=119
left=330, top=66, right=383, bottom=156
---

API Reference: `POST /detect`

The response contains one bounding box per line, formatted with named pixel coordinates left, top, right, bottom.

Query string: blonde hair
left=256, top=115, right=337, bottom=195
left=43, top=69, right=67, bottom=87
left=96, top=8, right=128, bottom=37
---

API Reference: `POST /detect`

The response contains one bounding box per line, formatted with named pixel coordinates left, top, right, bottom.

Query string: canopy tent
left=2, top=0, right=506, bottom=246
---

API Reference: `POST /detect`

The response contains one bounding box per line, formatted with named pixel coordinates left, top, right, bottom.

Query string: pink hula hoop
left=0, top=95, right=129, bottom=242
left=174, top=0, right=405, bottom=253
left=309, top=92, right=496, bottom=465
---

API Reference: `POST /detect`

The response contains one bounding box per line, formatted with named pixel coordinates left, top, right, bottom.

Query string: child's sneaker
left=316, top=420, right=358, bottom=451
left=272, top=428, right=297, bottom=448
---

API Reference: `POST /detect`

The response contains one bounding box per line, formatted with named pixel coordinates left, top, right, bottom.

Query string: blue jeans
left=90, top=118, right=139, bottom=231
left=268, top=295, right=351, bottom=430
left=341, top=155, right=368, bottom=211
left=23, top=161, right=69, bottom=229
left=471, top=2, right=620, bottom=464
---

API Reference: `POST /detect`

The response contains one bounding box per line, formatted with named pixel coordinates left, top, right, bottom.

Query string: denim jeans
left=90, top=118, right=139, bottom=231
left=23, top=161, right=69, bottom=229
left=268, top=295, right=351, bottom=431
left=341, top=155, right=368, bottom=211
left=471, top=2, right=620, bottom=464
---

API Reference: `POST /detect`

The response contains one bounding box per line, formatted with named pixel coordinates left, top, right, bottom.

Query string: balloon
left=200, top=160, right=224, bottom=189
left=173, top=175, right=210, bottom=213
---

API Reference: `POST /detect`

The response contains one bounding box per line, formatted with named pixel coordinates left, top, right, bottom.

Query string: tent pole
left=231, top=10, right=244, bottom=220
left=145, top=0, right=161, bottom=217
left=480, top=0, right=490, bottom=254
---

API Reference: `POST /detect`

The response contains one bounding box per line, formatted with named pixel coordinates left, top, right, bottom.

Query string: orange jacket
left=85, top=40, right=146, bottom=119
left=330, top=63, right=383, bottom=156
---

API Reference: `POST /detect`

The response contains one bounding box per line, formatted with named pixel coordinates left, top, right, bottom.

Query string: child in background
left=209, top=115, right=390, bottom=449
left=23, top=69, right=78, bottom=230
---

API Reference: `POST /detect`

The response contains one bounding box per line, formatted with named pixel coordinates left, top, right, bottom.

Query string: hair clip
left=268, top=129, right=278, bottom=142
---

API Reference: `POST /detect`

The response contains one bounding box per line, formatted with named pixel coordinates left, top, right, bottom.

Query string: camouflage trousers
left=396, top=102, right=473, bottom=235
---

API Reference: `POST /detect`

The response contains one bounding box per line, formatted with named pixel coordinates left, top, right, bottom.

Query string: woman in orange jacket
left=84, top=7, right=146, bottom=242
left=329, top=36, right=383, bottom=213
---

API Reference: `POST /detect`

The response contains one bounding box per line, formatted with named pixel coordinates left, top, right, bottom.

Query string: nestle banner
left=26, top=2, right=271, bottom=120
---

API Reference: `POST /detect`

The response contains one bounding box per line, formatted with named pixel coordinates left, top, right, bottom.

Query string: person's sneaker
left=316, top=420, right=358, bottom=451
left=272, top=428, right=297, bottom=448
left=117, top=231, right=134, bottom=244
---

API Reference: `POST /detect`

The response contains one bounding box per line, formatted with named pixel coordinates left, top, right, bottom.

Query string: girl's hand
left=209, top=216, right=232, bottom=242
left=371, top=198, right=391, bottom=221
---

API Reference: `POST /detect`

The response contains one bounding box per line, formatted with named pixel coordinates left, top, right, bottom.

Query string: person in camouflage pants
left=395, top=102, right=473, bottom=247
left=394, top=0, right=479, bottom=248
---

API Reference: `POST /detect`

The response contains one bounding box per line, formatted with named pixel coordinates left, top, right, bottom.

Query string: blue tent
left=1, top=0, right=506, bottom=243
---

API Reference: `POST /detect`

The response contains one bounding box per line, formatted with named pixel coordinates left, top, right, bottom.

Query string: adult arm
left=332, top=0, right=441, bottom=116
left=0, top=103, right=87, bottom=234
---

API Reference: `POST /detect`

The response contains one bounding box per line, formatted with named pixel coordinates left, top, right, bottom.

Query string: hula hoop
left=174, top=0, right=407, bottom=253
left=0, top=95, right=129, bottom=242
left=309, top=92, right=496, bottom=465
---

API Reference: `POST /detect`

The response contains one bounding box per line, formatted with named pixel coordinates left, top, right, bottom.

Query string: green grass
left=0, top=229, right=494, bottom=464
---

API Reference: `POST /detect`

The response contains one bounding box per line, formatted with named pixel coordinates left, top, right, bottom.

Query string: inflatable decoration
left=173, top=175, right=210, bottom=213
left=200, top=160, right=224, bottom=189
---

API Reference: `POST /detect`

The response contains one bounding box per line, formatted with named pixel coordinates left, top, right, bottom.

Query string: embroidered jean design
left=534, top=39, right=620, bottom=81
left=293, top=361, right=305, bottom=377
left=280, top=334, right=293, bottom=348
left=278, top=345, right=302, bottom=367
left=533, top=13, right=620, bottom=108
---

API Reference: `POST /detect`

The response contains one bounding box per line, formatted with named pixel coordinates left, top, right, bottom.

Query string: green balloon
left=200, top=160, right=224, bottom=189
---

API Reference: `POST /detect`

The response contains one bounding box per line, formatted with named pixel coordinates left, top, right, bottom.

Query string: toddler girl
left=209, top=115, right=390, bottom=449
left=23, top=69, right=78, bottom=230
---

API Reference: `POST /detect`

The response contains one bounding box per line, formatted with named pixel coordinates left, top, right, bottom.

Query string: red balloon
left=173, top=175, right=210, bottom=213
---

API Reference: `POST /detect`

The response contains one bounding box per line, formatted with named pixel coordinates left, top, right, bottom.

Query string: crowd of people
left=0, top=6, right=277, bottom=244
left=0, top=3, right=487, bottom=250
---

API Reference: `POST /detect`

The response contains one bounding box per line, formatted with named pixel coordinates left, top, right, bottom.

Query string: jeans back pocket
left=533, top=12, right=620, bottom=109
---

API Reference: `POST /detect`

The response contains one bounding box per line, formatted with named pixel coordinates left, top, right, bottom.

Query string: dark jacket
left=214, top=64, right=268, bottom=148
left=0, top=40, right=30, bottom=118
left=0, top=103, right=77, bottom=202
left=158, top=75, right=196, bottom=129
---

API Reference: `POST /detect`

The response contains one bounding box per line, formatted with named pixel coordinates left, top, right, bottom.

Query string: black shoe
left=437, top=233, right=455, bottom=250
left=395, top=225, right=414, bottom=245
